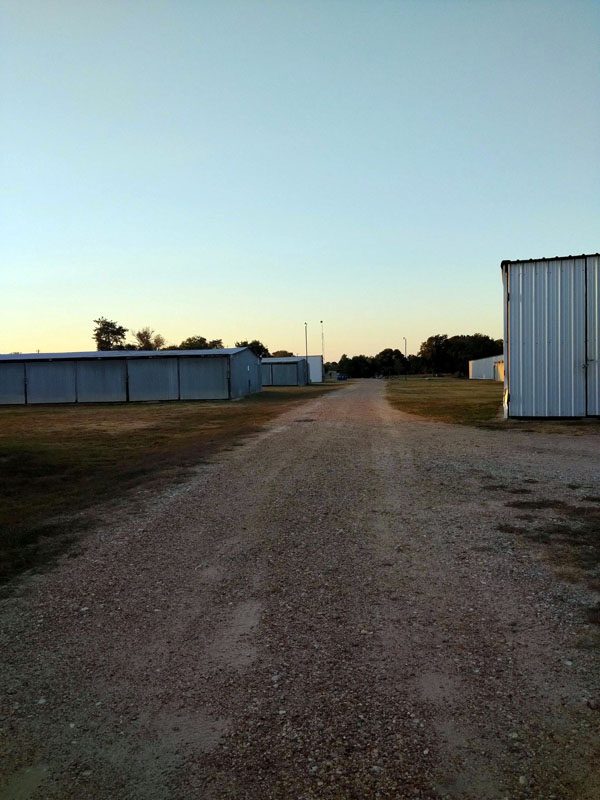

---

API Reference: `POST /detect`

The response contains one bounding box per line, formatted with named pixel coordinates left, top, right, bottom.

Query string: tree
left=132, top=327, right=166, bottom=351
left=350, top=355, right=376, bottom=378
left=178, top=335, right=224, bottom=350
left=93, top=317, right=128, bottom=350
left=272, top=349, right=294, bottom=357
left=373, top=348, right=408, bottom=376
left=418, top=334, right=450, bottom=374
left=407, top=354, right=423, bottom=374
left=444, top=333, right=502, bottom=376
left=235, top=339, right=271, bottom=358
left=418, top=333, right=503, bottom=375
left=338, top=354, right=351, bottom=376
left=337, top=353, right=376, bottom=378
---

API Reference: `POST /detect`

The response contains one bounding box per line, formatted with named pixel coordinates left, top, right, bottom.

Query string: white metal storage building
left=261, top=357, right=310, bottom=386
left=469, top=354, right=504, bottom=381
left=0, top=348, right=262, bottom=404
left=305, top=355, right=324, bottom=383
left=502, top=253, right=599, bottom=417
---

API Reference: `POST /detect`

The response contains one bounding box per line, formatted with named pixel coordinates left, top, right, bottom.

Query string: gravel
left=1, top=379, right=599, bottom=799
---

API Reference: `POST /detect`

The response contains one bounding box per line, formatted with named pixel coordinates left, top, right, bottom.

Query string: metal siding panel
left=469, top=355, right=498, bottom=380
left=26, top=361, right=76, bottom=403
left=127, top=358, right=179, bottom=401
left=306, top=355, right=323, bottom=383
left=76, top=360, right=127, bottom=402
left=272, top=364, right=298, bottom=385
left=503, top=266, right=509, bottom=416
left=261, top=363, right=272, bottom=386
left=298, top=358, right=309, bottom=385
left=572, top=258, right=587, bottom=417
left=249, top=353, right=262, bottom=394
left=179, top=357, right=228, bottom=399
left=0, top=362, right=26, bottom=404
left=587, top=255, right=600, bottom=415
left=508, top=259, right=586, bottom=416
left=230, top=350, right=261, bottom=397
left=508, top=264, right=523, bottom=415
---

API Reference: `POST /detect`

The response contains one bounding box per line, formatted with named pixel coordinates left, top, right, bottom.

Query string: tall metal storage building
left=305, top=355, right=324, bottom=383
left=0, top=348, right=262, bottom=405
left=261, top=357, right=310, bottom=386
left=502, top=253, right=599, bottom=417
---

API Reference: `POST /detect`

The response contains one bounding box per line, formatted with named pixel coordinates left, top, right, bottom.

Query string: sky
left=2, top=0, right=599, bottom=360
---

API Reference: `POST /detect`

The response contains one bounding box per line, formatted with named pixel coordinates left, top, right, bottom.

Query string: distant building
left=468, top=354, right=504, bottom=381
left=0, top=348, right=261, bottom=404
left=261, top=357, right=310, bottom=386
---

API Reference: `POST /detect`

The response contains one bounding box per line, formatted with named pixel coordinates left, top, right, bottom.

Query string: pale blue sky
left=2, top=0, right=598, bottom=358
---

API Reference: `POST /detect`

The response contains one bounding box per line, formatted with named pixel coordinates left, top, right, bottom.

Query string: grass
left=385, top=377, right=600, bottom=433
left=0, top=385, right=340, bottom=587
left=385, top=376, right=503, bottom=425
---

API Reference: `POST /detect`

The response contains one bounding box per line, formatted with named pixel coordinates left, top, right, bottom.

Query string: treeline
left=92, top=318, right=291, bottom=358
left=329, top=333, right=502, bottom=378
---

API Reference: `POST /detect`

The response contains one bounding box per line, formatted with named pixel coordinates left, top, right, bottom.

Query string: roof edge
left=501, top=253, right=599, bottom=268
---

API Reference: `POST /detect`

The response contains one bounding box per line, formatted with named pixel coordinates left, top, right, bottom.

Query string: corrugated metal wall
left=27, top=361, right=77, bottom=404
left=505, top=257, right=589, bottom=417
left=272, top=364, right=299, bottom=385
left=0, top=353, right=255, bottom=404
left=306, top=355, right=323, bottom=383
left=77, top=360, right=127, bottom=402
left=0, top=363, right=25, bottom=404
left=588, top=255, right=600, bottom=415
left=230, top=349, right=261, bottom=398
left=180, top=356, right=229, bottom=400
left=261, top=364, right=273, bottom=386
left=469, top=355, right=503, bottom=380
left=127, top=358, right=179, bottom=401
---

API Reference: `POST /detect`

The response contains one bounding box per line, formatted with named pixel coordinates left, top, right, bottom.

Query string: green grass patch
left=386, top=376, right=503, bottom=425
left=0, top=385, right=340, bottom=587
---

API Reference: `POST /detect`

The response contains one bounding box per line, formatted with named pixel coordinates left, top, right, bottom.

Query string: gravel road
left=1, top=379, right=599, bottom=799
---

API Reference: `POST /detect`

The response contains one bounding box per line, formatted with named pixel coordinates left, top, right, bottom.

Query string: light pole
left=320, top=320, right=324, bottom=360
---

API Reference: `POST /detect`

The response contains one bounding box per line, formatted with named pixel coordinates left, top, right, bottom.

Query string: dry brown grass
left=386, top=377, right=600, bottom=433
left=386, top=377, right=503, bottom=425
left=0, top=385, right=340, bottom=586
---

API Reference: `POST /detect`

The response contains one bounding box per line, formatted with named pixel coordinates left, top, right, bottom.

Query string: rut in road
left=1, top=379, right=599, bottom=800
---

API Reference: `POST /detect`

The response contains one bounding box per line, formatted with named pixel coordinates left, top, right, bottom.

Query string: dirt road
left=1, top=380, right=599, bottom=799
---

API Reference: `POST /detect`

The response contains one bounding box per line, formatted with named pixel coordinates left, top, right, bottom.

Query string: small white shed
left=502, top=253, right=599, bottom=417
